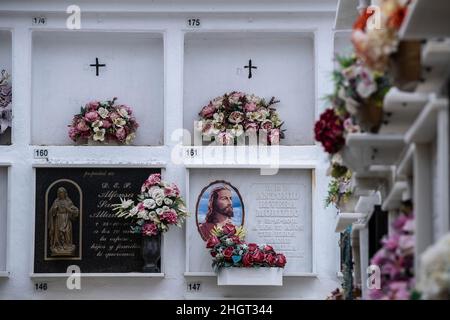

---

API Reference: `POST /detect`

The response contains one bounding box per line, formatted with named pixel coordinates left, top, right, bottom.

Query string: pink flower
left=115, top=127, right=126, bottom=141
left=137, top=202, right=146, bottom=212
left=85, top=111, right=99, bottom=122
left=268, top=129, right=280, bottom=145
left=228, top=111, right=244, bottom=124
left=275, top=254, right=287, bottom=267
left=221, top=223, right=236, bottom=236
left=142, top=223, right=158, bottom=236
left=102, top=119, right=112, bottom=129
left=87, top=101, right=100, bottom=111
left=109, top=112, right=119, bottom=121
left=244, top=103, right=258, bottom=112
left=244, top=122, right=259, bottom=133
left=68, top=127, right=79, bottom=141
left=217, top=132, right=233, bottom=145
left=76, top=120, right=90, bottom=132
left=382, top=234, right=399, bottom=251
left=206, top=236, right=220, bottom=248
left=261, top=120, right=273, bottom=131
left=161, top=210, right=178, bottom=224
left=199, top=104, right=216, bottom=119
left=141, top=174, right=161, bottom=192
left=164, top=184, right=180, bottom=197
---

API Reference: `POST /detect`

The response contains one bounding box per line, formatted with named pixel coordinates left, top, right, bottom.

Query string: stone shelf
left=396, top=144, right=414, bottom=178
left=416, top=39, right=450, bottom=94
left=382, top=181, right=409, bottom=211
left=334, top=0, right=358, bottom=31
left=399, top=0, right=450, bottom=40
left=335, top=212, right=366, bottom=233
left=380, top=88, right=428, bottom=135
left=217, top=267, right=283, bottom=286
left=342, top=134, right=404, bottom=173
left=405, top=97, right=448, bottom=144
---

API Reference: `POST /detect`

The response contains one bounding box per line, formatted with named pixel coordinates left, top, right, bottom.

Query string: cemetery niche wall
left=33, top=167, right=162, bottom=274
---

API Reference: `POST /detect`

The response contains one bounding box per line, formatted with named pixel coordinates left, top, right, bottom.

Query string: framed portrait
left=195, top=180, right=245, bottom=241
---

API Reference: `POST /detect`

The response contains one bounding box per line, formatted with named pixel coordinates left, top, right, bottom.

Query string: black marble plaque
left=34, top=167, right=161, bottom=273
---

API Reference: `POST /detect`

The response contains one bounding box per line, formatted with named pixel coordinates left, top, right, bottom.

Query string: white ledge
left=0, top=271, right=10, bottom=278
left=184, top=271, right=317, bottom=277
left=30, top=273, right=165, bottom=278
left=382, top=181, right=409, bottom=211
left=380, top=88, right=428, bottom=135
left=416, top=39, right=450, bottom=93
left=405, top=97, right=448, bottom=144
left=400, top=0, right=450, bottom=40
left=335, top=212, right=366, bottom=233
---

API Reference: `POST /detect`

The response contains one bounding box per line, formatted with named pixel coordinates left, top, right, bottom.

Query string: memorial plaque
left=34, top=167, right=161, bottom=273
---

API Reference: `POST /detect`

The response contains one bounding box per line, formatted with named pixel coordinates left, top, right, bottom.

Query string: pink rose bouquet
left=113, top=174, right=189, bottom=237
left=197, top=92, right=285, bottom=145
left=68, top=97, right=139, bottom=145
left=207, top=223, right=287, bottom=271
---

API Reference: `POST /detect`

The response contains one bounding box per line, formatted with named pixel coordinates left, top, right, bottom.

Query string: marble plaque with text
left=34, top=167, right=160, bottom=273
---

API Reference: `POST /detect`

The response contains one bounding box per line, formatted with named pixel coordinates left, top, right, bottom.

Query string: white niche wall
left=0, top=30, right=12, bottom=145
left=183, top=32, right=315, bottom=146
left=186, top=168, right=314, bottom=275
left=31, top=31, right=164, bottom=146
left=0, top=166, right=9, bottom=274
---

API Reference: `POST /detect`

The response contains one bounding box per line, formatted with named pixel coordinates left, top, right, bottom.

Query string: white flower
left=113, top=117, right=126, bottom=127
left=213, top=112, right=224, bottom=123
left=151, top=187, right=165, bottom=201
left=143, top=198, right=156, bottom=209
left=356, top=67, right=377, bottom=98
left=92, top=120, right=103, bottom=128
left=98, top=107, right=109, bottom=119
left=245, top=94, right=261, bottom=105
left=125, top=133, right=135, bottom=145
left=156, top=208, right=163, bottom=215
left=120, top=199, right=134, bottom=210
left=93, top=128, right=105, bottom=141
left=164, top=198, right=173, bottom=205
left=156, top=198, right=163, bottom=206
left=118, top=108, right=130, bottom=119
left=129, top=206, right=139, bottom=217
left=230, top=124, right=244, bottom=137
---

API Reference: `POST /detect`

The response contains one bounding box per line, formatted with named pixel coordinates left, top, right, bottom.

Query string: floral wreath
left=197, top=91, right=285, bottom=145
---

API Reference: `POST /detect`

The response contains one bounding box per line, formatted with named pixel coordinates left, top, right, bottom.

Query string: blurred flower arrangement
left=351, top=0, right=410, bottom=72
left=325, top=166, right=353, bottom=209
left=113, top=174, right=189, bottom=237
left=417, top=232, right=450, bottom=300
left=68, top=97, right=139, bottom=144
left=369, top=207, right=415, bottom=300
left=197, top=91, right=285, bottom=145
left=206, top=223, right=287, bottom=272
left=0, top=70, right=12, bottom=135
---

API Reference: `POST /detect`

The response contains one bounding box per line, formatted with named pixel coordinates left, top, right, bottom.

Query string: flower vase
left=389, top=40, right=422, bottom=92
left=355, top=100, right=383, bottom=133
left=141, top=234, right=161, bottom=273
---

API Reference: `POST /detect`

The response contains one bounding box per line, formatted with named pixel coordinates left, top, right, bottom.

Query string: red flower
left=223, top=247, right=234, bottom=260
left=353, top=10, right=374, bottom=31
left=206, top=236, right=220, bottom=249
left=222, top=223, right=236, bottom=236
left=252, top=249, right=265, bottom=263
left=230, top=235, right=241, bottom=244
left=242, top=253, right=253, bottom=267
left=314, top=109, right=346, bottom=154
left=247, top=243, right=258, bottom=252
left=388, top=7, right=407, bottom=30
left=275, top=254, right=287, bottom=267
left=263, top=245, right=274, bottom=252
left=210, top=251, right=217, bottom=257
left=265, top=253, right=277, bottom=266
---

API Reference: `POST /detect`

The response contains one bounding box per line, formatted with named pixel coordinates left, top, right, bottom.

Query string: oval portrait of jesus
left=195, top=180, right=245, bottom=241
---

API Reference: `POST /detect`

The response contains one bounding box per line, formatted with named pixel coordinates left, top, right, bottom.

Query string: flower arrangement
left=417, top=232, right=450, bottom=300
left=351, top=0, right=410, bottom=73
left=197, top=91, right=285, bottom=145
left=369, top=210, right=415, bottom=300
left=0, top=70, right=12, bottom=135
left=68, top=97, right=138, bottom=144
left=325, top=167, right=353, bottom=209
left=314, top=108, right=347, bottom=154
left=206, top=223, right=287, bottom=272
left=113, top=174, right=189, bottom=237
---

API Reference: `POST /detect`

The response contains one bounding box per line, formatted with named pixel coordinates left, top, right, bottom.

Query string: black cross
left=244, top=59, right=257, bottom=79
left=90, top=57, right=106, bottom=76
